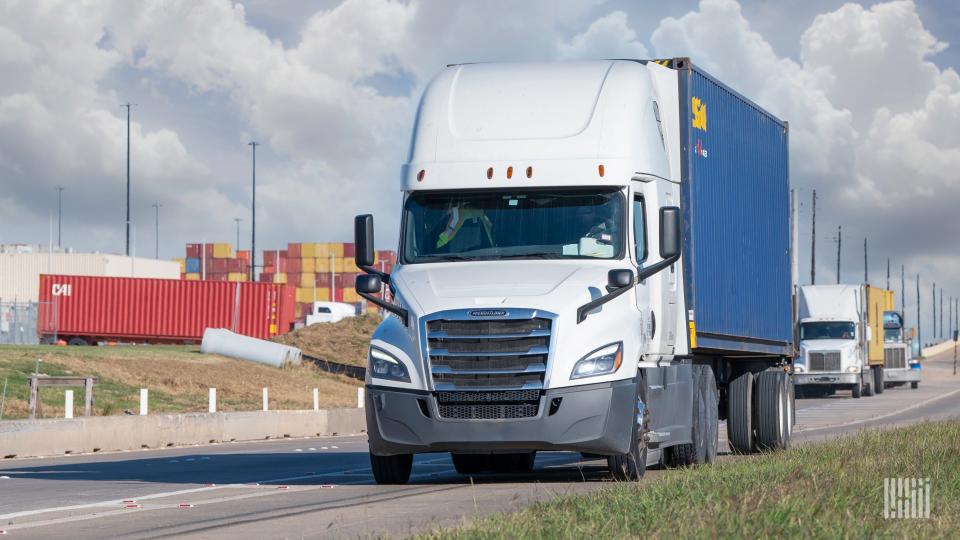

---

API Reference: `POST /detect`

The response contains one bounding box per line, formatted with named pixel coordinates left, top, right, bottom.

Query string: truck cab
left=881, top=311, right=920, bottom=389
left=795, top=285, right=873, bottom=398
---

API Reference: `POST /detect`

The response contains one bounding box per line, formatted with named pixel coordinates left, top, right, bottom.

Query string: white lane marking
left=295, top=449, right=303, bottom=452
left=331, top=446, right=339, bottom=449
left=321, top=446, right=329, bottom=450
left=308, top=448, right=317, bottom=451
left=795, top=387, right=960, bottom=433
left=0, top=476, right=9, bottom=479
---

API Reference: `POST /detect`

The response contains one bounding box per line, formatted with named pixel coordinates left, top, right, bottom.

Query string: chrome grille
left=427, top=314, right=551, bottom=420
left=884, top=347, right=907, bottom=369
left=808, top=351, right=841, bottom=371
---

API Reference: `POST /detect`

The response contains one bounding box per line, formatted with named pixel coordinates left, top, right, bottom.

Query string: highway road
left=2, top=347, right=958, bottom=539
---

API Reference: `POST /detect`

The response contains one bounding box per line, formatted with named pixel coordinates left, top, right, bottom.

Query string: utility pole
left=933, top=282, right=937, bottom=341
left=151, top=202, right=161, bottom=259
left=886, top=257, right=890, bottom=291
left=248, top=141, right=259, bottom=282
left=833, top=225, right=841, bottom=284
left=916, top=275, right=921, bottom=352
left=940, top=287, right=944, bottom=340
left=55, top=186, right=65, bottom=248
left=234, top=218, right=242, bottom=254
left=810, top=189, right=816, bottom=285
left=121, top=102, right=136, bottom=256
left=901, top=265, right=905, bottom=324
left=863, top=238, right=868, bottom=284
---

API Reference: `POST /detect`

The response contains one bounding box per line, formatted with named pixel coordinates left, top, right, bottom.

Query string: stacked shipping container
left=181, top=243, right=250, bottom=282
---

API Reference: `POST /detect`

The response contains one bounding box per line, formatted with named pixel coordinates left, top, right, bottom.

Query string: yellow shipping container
left=301, top=257, right=316, bottom=273
left=273, top=272, right=288, bottom=284
left=315, top=287, right=331, bottom=301
left=866, top=285, right=891, bottom=366
left=316, top=257, right=346, bottom=273
left=227, top=272, right=245, bottom=282
left=301, top=243, right=317, bottom=258
left=185, top=272, right=201, bottom=281
left=295, top=287, right=311, bottom=303
left=173, top=258, right=186, bottom=273
left=299, top=272, right=315, bottom=287
left=212, top=243, right=233, bottom=258
left=342, top=257, right=359, bottom=273
left=314, top=242, right=346, bottom=259
left=343, top=288, right=360, bottom=303
left=296, top=287, right=330, bottom=303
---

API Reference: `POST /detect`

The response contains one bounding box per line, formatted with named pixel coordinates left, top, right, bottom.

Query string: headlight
left=846, top=365, right=859, bottom=373
left=571, top=343, right=622, bottom=379
left=369, top=347, right=410, bottom=382
left=794, top=365, right=804, bottom=373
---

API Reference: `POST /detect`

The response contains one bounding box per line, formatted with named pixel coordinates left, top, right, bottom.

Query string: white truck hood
left=392, top=260, right=614, bottom=316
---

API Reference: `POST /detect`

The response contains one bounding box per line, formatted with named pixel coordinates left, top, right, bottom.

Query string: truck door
left=634, top=180, right=678, bottom=360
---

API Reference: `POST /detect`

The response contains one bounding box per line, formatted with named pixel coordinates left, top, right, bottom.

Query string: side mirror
left=660, top=206, right=681, bottom=259
left=355, top=214, right=375, bottom=268
left=608, top=269, right=634, bottom=289
left=356, top=273, right=382, bottom=294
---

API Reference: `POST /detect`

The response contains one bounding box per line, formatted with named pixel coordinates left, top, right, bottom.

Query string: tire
left=67, top=337, right=89, bottom=346
left=608, top=378, right=648, bottom=480
left=369, top=452, right=413, bottom=485
left=664, top=365, right=718, bottom=467
left=873, top=366, right=884, bottom=394
left=451, top=454, right=486, bottom=475
left=911, top=381, right=919, bottom=389
left=755, top=370, right=790, bottom=451
left=852, top=376, right=862, bottom=398
left=727, top=371, right=754, bottom=454
left=864, top=375, right=875, bottom=397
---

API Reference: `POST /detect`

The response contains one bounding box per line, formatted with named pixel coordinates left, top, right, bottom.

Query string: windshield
left=884, top=328, right=902, bottom=342
left=401, top=188, right=625, bottom=263
left=800, top=322, right=856, bottom=341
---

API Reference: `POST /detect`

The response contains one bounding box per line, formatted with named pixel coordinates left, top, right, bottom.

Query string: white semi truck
left=881, top=310, right=921, bottom=389
left=353, top=58, right=795, bottom=484
left=795, top=284, right=874, bottom=398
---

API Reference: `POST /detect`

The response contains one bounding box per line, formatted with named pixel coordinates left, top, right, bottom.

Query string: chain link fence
left=0, top=301, right=40, bottom=344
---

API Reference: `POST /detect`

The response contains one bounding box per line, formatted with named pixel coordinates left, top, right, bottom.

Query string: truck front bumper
left=793, top=372, right=859, bottom=386
left=365, top=379, right=636, bottom=456
left=884, top=367, right=921, bottom=383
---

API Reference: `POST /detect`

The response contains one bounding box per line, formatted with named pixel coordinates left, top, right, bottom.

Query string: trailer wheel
left=726, top=371, right=754, bottom=454
left=755, top=371, right=789, bottom=451
left=873, top=366, right=884, bottom=394
left=852, top=375, right=862, bottom=398
left=67, top=337, right=89, bottom=346
left=370, top=452, right=413, bottom=485
left=664, top=365, right=718, bottom=467
left=911, top=381, right=919, bottom=389
left=608, top=378, right=648, bottom=480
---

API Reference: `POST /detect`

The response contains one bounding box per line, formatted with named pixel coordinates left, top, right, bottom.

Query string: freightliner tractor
left=352, top=58, right=795, bottom=484
left=880, top=293, right=921, bottom=389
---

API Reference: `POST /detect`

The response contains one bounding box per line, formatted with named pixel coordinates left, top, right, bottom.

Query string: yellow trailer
left=865, top=285, right=890, bottom=368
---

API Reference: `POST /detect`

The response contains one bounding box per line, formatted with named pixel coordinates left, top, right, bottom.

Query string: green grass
left=422, top=421, right=960, bottom=539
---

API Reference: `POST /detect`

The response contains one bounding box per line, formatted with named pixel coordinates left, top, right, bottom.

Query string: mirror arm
left=358, top=291, right=408, bottom=326
left=360, top=265, right=390, bottom=284
left=576, top=285, right=634, bottom=324
left=636, top=252, right=680, bottom=283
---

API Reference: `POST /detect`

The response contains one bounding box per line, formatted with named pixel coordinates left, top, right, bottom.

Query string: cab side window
left=633, top=196, right=648, bottom=263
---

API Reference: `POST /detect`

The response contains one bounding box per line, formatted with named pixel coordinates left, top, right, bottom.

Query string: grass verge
left=422, top=421, right=960, bottom=539
left=0, top=345, right=360, bottom=419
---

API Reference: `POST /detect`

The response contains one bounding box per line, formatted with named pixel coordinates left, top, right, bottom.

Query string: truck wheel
left=873, top=366, right=884, bottom=394
left=608, top=379, right=648, bottom=480
left=664, top=365, right=718, bottom=467
left=911, top=381, right=919, bottom=389
left=755, top=371, right=789, bottom=451
left=852, top=376, right=862, bottom=398
left=369, top=452, right=413, bottom=484
left=726, top=371, right=754, bottom=454
left=451, top=454, right=486, bottom=475
left=67, top=337, right=89, bottom=346
left=863, top=376, right=874, bottom=397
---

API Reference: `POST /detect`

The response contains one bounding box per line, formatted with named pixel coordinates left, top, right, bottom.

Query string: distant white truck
left=795, top=285, right=874, bottom=398
left=305, top=301, right=357, bottom=325
left=881, top=311, right=920, bottom=389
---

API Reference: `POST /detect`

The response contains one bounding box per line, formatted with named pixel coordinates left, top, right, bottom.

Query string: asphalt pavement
left=1, top=347, right=958, bottom=539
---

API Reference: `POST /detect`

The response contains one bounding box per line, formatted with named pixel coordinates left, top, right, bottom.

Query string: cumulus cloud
left=557, top=11, right=649, bottom=60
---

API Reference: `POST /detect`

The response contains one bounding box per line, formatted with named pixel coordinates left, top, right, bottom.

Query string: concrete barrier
left=922, top=340, right=956, bottom=358
left=0, top=408, right=366, bottom=459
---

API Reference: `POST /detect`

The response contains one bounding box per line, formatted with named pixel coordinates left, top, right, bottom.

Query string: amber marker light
left=526, top=166, right=533, bottom=178
left=486, top=167, right=493, bottom=180
left=507, top=166, right=513, bottom=179
left=598, top=164, right=605, bottom=177
left=417, top=169, right=425, bottom=182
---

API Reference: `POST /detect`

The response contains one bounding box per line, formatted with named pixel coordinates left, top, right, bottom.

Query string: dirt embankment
left=273, top=315, right=379, bottom=367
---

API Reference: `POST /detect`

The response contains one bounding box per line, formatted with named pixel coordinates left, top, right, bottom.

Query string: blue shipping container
left=185, top=258, right=201, bottom=274
left=676, top=59, right=791, bottom=356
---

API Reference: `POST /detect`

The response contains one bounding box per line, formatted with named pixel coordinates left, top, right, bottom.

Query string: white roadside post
left=139, top=388, right=148, bottom=415
left=313, top=388, right=319, bottom=411
left=64, top=389, right=73, bottom=419
left=357, top=387, right=364, bottom=409
left=208, top=388, right=217, bottom=413
left=262, top=387, right=269, bottom=411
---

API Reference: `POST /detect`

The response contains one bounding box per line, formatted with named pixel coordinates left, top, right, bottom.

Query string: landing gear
left=370, top=452, right=413, bottom=484
left=608, top=378, right=648, bottom=480
left=663, top=365, right=718, bottom=467
left=755, top=370, right=791, bottom=451
left=727, top=371, right=754, bottom=454
left=873, top=366, right=884, bottom=394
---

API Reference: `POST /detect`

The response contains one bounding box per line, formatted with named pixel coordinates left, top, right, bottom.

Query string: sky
left=0, top=0, right=958, bottom=342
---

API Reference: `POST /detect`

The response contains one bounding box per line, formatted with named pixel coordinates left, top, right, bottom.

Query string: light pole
left=151, top=202, right=161, bottom=259
left=121, top=103, right=137, bottom=256
left=234, top=218, right=242, bottom=255
left=55, top=186, right=64, bottom=248
left=248, top=141, right=259, bottom=282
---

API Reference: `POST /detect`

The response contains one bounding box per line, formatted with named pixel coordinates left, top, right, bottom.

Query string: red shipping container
left=204, top=244, right=215, bottom=260
left=315, top=273, right=331, bottom=287
left=236, top=250, right=250, bottom=261
left=186, top=243, right=201, bottom=259
left=207, top=272, right=228, bottom=282
left=287, top=258, right=302, bottom=273
left=38, top=275, right=296, bottom=343
left=260, top=272, right=274, bottom=283
left=288, top=243, right=301, bottom=259
left=209, top=259, right=227, bottom=273
left=228, top=259, right=246, bottom=273
left=343, top=243, right=356, bottom=258
left=263, top=251, right=277, bottom=266
left=277, top=257, right=288, bottom=273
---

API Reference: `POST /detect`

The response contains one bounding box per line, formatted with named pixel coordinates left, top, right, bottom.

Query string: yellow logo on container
left=692, top=97, right=707, bottom=131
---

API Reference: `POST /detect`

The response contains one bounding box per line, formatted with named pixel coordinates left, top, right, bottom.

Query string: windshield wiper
left=496, top=253, right=563, bottom=260
left=416, top=254, right=475, bottom=262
